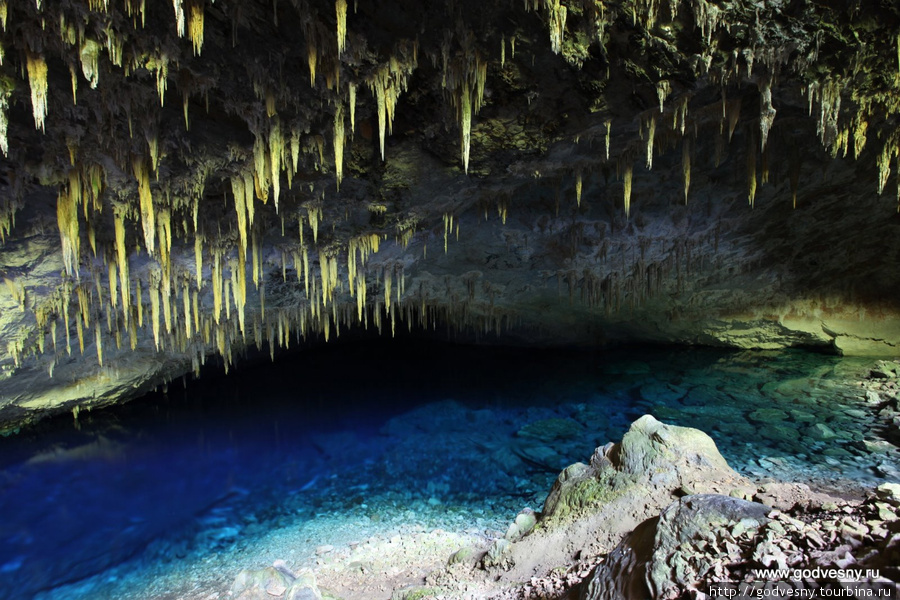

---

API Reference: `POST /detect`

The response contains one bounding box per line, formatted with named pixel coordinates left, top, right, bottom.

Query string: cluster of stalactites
left=366, top=42, right=418, bottom=162
left=441, top=30, right=487, bottom=173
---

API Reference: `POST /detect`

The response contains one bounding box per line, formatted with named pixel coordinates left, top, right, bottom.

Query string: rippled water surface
left=0, top=341, right=896, bottom=599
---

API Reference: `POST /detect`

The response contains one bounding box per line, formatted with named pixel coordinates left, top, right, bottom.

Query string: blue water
left=0, top=342, right=895, bottom=600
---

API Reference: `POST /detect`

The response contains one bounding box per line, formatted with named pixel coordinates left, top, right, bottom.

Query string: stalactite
left=853, top=117, right=868, bottom=159
left=57, top=189, right=79, bottom=277
left=80, top=40, right=101, bottom=89
left=269, top=119, right=283, bottom=211
left=348, top=83, right=357, bottom=134
left=132, top=156, right=156, bottom=254
left=26, top=53, right=48, bottom=131
left=758, top=75, right=776, bottom=152
left=575, top=170, right=582, bottom=207
left=645, top=115, right=656, bottom=170
left=604, top=121, right=611, bottom=161
left=0, top=83, right=10, bottom=156
left=94, top=321, right=103, bottom=366
left=334, top=103, right=344, bottom=190
left=336, top=0, right=348, bottom=55
left=460, top=81, right=472, bottom=173
left=748, top=134, right=758, bottom=207
left=623, top=163, right=633, bottom=219
left=173, top=0, right=185, bottom=36
left=232, top=175, right=248, bottom=251
left=547, top=0, right=567, bottom=55
left=726, top=98, right=741, bottom=142
left=114, top=209, right=130, bottom=318
left=188, top=1, right=204, bottom=55
left=308, top=37, right=318, bottom=87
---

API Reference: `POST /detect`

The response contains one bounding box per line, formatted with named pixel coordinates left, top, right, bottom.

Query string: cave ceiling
left=0, top=0, right=900, bottom=428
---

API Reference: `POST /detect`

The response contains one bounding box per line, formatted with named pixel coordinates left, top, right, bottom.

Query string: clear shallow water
left=0, top=341, right=897, bottom=599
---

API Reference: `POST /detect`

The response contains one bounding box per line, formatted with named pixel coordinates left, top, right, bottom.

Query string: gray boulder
left=579, top=495, right=770, bottom=600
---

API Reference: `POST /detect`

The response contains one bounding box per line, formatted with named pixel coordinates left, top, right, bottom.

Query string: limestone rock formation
left=1, top=1, right=900, bottom=428
left=578, top=494, right=771, bottom=600
left=541, top=414, right=749, bottom=523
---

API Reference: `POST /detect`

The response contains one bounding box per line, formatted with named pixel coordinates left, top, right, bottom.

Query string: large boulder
left=578, top=495, right=770, bottom=600
left=482, top=416, right=754, bottom=588
left=542, top=415, right=749, bottom=523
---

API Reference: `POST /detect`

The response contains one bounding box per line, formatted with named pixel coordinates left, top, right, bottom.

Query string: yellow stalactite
left=57, top=188, right=80, bottom=277
left=645, top=115, right=656, bottom=170
left=252, top=233, right=260, bottom=288
left=232, top=175, right=248, bottom=250
left=26, top=52, right=48, bottom=131
left=253, top=134, right=270, bottom=204
left=212, top=251, right=222, bottom=323
left=748, top=144, right=758, bottom=207
left=132, top=156, right=156, bottom=254
left=269, top=120, right=283, bottom=211
left=188, top=2, right=204, bottom=55
left=308, top=38, right=318, bottom=87
left=94, top=321, right=103, bottom=366
left=69, top=64, right=78, bottom=105
left=623, top=163, right=633, bottom=219
left=349, top=83, right=357, bottom=133
left=575, top=171, right=582, bottom=207
left=334, top=103, right=344, bottom=190
left=114, top=209, right=130, bottom=317
left=460, top=80, right=472, bottom=174
left=336, top=0, right=348, bottom=55
left=384, top=267, right=392, bottom=310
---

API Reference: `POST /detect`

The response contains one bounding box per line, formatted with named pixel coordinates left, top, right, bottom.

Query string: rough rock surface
left=579, top=494, right=771, bottom=600
left=579, top=485, right=900, bottom=600
left=1, top=1, right=900, bottom=428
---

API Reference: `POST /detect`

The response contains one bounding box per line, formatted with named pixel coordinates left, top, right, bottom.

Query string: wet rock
left=806, top=423, right=838, bottom=441
left=870, top=361, right=900, bottom=379
left=639, top=382, right=687, bottom=404
left=748, top=408, right=789, bottom=422
left=758, top=423, right=798, bottom=444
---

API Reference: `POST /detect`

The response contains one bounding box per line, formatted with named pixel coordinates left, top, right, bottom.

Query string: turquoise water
left=0, top=342, right=895, bottom=599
